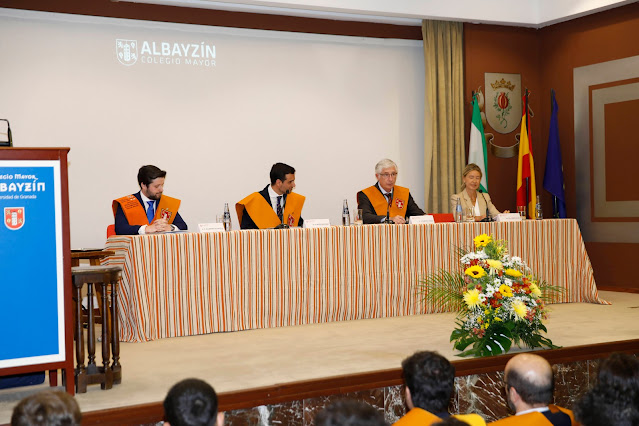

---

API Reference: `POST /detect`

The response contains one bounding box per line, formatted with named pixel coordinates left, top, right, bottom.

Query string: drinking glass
left=354, top=209, right=364, bottom=226
left=464, top=207, right=475, bottom=222
left=517, top=206, right=526, bottom=219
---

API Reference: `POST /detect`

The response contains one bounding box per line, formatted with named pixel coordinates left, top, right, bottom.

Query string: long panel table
left=103, top=219, right=607, bottom=342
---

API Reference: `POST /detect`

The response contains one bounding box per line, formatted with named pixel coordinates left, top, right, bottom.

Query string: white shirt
left=516, top=407, right=550, bottom=416
left=267, top=185, right=284, bottom=214
left=472, top=199, right=481, bottom=216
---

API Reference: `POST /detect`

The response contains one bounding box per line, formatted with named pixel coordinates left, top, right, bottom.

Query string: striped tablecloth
left=103, top=219, right=607, bottom=342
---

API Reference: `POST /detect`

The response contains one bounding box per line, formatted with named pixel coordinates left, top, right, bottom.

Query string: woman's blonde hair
left=461, top=163, right=482, bottom=190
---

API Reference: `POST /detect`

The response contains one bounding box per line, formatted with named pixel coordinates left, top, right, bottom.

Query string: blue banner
left=0, top=161, right=64, bottom=367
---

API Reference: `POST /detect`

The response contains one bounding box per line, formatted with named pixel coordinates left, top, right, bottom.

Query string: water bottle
left=223, top=203, right=232, bottom=231
left=535, top=195, right=543, bottom=220
left=454, top=198, right=463, bottom=223
left=342, top=199, right=350, bottom=226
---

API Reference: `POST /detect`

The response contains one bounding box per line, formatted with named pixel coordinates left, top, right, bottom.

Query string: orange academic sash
left=393, top=408, right=442, bottom=425
left=394, top=408, right=486, bottom=426
left=362, top=185, right=410, bottom=217
left=236, top=192, right=305, bottom=229
left=112, top=194, right=181, bottom=225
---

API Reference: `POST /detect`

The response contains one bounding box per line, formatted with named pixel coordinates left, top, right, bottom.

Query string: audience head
left=503, top=353, right=554, bottom=412
left=401, top=351, right=455, bottom=414
left=163, top=378, right=223, bottom=426
left=314, top=400, right=387, bottom=426
left=595, top=352, right=639, bottom=391
left=574, top=353, right=639, bottom=426
left=11, top=390, right=81, bottom=426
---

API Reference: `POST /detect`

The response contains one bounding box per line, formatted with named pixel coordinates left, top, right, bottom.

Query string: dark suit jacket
left=357, top=183, right=425, bottom=224
left=114, top=191, right=188, bottom=235
left=240, top=185, right=304, bottom=229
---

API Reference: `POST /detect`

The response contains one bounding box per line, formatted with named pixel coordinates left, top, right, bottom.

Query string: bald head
left=504, top=354, right=554, bottom=408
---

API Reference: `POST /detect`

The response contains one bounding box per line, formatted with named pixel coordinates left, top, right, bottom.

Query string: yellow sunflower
left=505, top=268, right=523, bottom=278
left=463, top=289, right=482, bottom=308
left=474, top=234, right=492, bottom=248
left=499, top=284, right=513, bottom=298
left=529, top=283, right=542, bottom=298
left=486, top=259, right=503, bottom=270
left=465, top=265, right=486, bottom=279
left=512, top=300, right=528, bottom=319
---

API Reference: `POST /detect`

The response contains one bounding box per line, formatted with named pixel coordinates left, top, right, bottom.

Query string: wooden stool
left=71, top=250, right=116, bottom=326
left=71, top=265, right=122, bottom=393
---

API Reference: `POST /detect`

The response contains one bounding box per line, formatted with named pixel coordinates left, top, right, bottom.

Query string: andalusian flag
left=516, top=91, right=537, bottom=218
left=468, top=93, right=488, bottom=192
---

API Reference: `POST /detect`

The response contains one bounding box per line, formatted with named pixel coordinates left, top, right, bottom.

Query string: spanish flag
left=516, top=91, right=536, bottom=218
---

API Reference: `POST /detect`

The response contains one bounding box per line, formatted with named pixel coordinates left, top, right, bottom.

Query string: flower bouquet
left=420, top=234, right=563, bottom=358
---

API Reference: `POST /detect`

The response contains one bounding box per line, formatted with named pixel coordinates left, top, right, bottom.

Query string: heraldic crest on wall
left=485, top=72, right=522, bottom=134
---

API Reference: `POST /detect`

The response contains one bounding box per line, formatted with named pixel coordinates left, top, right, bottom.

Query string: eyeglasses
left=379, top=173, right=398, bottom=179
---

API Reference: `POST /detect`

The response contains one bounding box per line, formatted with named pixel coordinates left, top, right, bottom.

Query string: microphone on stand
left=274, top=189, right=290, bottom=229
left=478, top=189, right=492, bottom=222
left=382, top=193, right=394, bottom=224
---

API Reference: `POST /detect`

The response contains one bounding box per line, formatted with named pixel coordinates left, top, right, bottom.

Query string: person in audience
left=573, top=352, right=639, bottom=426
left=11, top=390, right=81, bottom=426
left=488, top=353, right=576, bottom=425
left=113, top=165, right=187, bottom=235
left=236, top=162, right=305, bottom=229
left=357, top=158, right=425, bottom=224
left=394, top=351, right=485, bottom=425
left=450, top=163, right=508, bottom=221
left=315, top=400, right=388, bottom=426
left=163, top=378, right=224, bottom=426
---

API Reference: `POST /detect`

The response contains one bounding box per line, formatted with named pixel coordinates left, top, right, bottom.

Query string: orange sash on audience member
left=236, top=192, right=305, bottom=229
left=112, top=194, right=181, bottom=225
left=362, top=185, right=409, bottom=217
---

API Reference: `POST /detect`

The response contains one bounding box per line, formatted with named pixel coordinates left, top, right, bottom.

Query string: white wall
left=0, top=8, right=425, bottom=249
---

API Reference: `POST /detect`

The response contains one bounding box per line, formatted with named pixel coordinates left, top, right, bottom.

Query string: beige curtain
left=422, top=20, right=465, bottom=213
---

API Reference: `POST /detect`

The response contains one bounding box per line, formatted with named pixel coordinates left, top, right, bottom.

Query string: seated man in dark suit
left=112, top=165, right=187, bottom=235
left=357, top=158, right=425, bottom=224
left=236, top=162, right=305, bottom=229
left=488, top=353, right=577, bottom=425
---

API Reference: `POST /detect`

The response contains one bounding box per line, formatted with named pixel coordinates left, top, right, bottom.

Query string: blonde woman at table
left=450, top=163, right=509, bottom=222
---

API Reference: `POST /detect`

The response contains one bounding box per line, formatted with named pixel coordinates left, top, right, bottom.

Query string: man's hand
left=391, top=215, right=406, bottom=224
left=146, top=218, right=172, bottom=233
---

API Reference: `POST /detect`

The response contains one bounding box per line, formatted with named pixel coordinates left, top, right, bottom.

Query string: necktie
left=146, top=201, right=155, bottom=223
left=276, top=196, right=283, bottom=222
left=385, top=192, right=392, bottom=206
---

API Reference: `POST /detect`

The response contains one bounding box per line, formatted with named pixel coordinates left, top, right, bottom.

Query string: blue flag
left=543, top=90, right=567, bottom=218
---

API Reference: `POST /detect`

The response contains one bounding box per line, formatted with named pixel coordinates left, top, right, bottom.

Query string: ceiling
left=116, top=0, right=637, bottom=27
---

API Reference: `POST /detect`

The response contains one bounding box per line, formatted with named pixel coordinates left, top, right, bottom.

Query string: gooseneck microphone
left=382, top=193, right=394, bottom=224
left=478, top=189, right=492, bottom=222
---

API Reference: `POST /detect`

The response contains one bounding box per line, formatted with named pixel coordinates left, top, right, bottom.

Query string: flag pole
left=524, top=89, right=530, bottom=218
